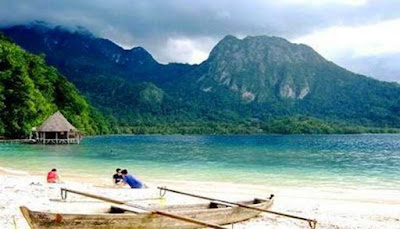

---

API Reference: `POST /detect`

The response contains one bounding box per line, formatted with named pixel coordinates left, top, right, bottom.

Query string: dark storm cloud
left=1, top=0, right=400, bottom=80
left=3, top=1, right=400, bottom=38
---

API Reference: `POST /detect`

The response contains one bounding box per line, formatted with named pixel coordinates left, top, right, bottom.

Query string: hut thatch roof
left=37, top=111, right=77, bottom=132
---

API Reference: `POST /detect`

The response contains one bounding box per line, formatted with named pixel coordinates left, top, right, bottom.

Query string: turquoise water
left=0, top=134, right=399, bottom=189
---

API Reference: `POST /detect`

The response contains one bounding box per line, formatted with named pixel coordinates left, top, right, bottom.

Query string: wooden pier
left=38, top=138, right=80, bottom=144
left=0, top=139, right=36, bottom=144
left=0, top=138, right=80, bottom=145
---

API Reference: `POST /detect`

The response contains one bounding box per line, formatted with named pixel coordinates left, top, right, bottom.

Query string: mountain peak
left=1, top=24, right=160, bottom=73
left=124, top=46, right=157, bottom=66
left=219, top=34, right=290, bottom=45
left=130, top=46, right=145, bottom=51
left=221, top=34, right=239, bottom=41
left=129, top=46, right=151, bottom=55
left=243, top=35, right=290, bottom=44
left=199, top=33, right=329, bottom=102
left=210, top=33, right=325, bottom=65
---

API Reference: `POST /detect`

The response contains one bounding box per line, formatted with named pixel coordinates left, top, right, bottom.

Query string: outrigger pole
left=157, top=186, right=318, bottom=229
left=60, top=188, right=226, bottom=229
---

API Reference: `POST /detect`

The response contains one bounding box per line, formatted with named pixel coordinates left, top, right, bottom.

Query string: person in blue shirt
left=121, top=169, right=143, bottom=189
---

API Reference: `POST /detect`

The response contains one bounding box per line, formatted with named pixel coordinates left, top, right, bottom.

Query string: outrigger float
left=20, top=187, right=317, bottom=228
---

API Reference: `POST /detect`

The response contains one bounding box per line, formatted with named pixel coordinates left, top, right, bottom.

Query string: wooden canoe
left=20, top=197, right=274, bottom=228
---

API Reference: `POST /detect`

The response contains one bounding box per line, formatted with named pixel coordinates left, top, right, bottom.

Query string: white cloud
left=2, top=0, right=400, bottom=79
left=294, top=18, right=400, bottom=60
left=159, top=37, right=216, bottom=64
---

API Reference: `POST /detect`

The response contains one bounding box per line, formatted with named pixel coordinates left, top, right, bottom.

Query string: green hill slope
left=2, top=24, right=400, bottom=134
left=0, top=34, right=109, bottom=138
left=190, top=35, right=400, bottom=126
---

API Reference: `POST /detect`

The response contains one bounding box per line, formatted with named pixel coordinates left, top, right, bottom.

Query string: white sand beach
left=1, top=167, right=399, bottom=229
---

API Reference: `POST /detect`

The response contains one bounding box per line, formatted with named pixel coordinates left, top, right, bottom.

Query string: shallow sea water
left=0, top=134, right=399, bottom=190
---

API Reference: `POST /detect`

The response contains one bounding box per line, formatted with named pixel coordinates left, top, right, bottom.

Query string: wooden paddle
left=60, top=188, right=226, bottom=229
left=158, top=186, right=318, bottom=229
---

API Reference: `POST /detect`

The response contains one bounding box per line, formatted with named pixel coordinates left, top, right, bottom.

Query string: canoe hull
left=21, top=198, right=273, bottom=229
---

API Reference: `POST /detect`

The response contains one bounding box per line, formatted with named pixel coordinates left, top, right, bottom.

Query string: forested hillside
left=0, top=34, right=109, bottom=138
left=2, top=24, right=400, bottom=135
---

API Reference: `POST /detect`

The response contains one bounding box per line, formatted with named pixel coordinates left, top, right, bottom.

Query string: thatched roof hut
left=34, top=111, right=81, bottom=144
left=38, top=111, right=77, bottom=132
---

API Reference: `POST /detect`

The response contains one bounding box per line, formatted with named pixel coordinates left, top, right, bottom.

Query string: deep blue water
left=0, top=134, right=399, bottom=189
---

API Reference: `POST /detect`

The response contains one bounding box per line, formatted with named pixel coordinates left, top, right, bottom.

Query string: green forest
left=0, top=35, right=109, bottom=138
left=1, top=29, right=400, bottom=139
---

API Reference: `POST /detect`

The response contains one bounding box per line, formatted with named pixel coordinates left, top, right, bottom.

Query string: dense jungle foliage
left=0, top=34, right=109, bottom=138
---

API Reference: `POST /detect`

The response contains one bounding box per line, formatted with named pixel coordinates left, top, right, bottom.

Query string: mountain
left=197, top=35, right=324, bottom=102
left=0, top=34, right=109, bottom=138
left=2, top=23, right=400, bottom=134
left=1, top=24, right=192, bottom=82
left=1, top=24, right=193, bottom=120
left=192, top=35, right=400, bottom=126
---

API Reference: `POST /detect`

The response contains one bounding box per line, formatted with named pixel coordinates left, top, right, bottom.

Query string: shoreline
left=2, top=132, right=400, bottom=142
left=1, top=167, right=399, bottom=228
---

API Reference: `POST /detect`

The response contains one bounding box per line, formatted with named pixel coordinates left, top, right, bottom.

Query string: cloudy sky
left=1, top=0, right=400, bottom=81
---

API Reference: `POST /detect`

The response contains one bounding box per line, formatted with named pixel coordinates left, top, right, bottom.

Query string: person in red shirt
left=47, top=168, right=60, bottom=183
